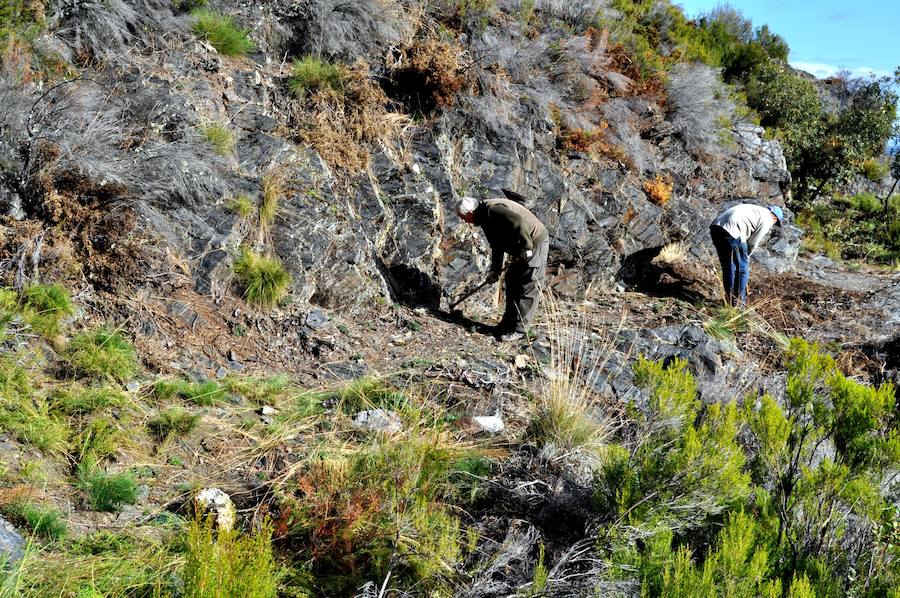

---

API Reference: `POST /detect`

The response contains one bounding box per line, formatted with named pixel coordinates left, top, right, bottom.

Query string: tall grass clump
left=19, top=283, right=74, bottom=336
left=148, top=406, right=199, bottom=441
left=65, top=328, right=137, bottom=382
left=183, top=518, right=279, bottom=598
left=77, top=458, right=138, bottom=513
left=525, top=292, right=617, bottom=465
left=0, top=397, right=70, bottom=453
left=2, top=501, right=67, bottom=541
left=154, top=379, right=226, bottom=406
left=259, top=166, right=288, bottom=227
left=200, top=122, right=236, bottom=156
left=227, top=194, right=255, bottom=218
left=233, top=248, right=292, bottom=309
left=192, top=9, right=254, bottom=56
left=288, top=56, right=345, bottom=98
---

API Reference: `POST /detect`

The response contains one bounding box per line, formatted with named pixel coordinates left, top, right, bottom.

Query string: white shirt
left=712, top=204, right=777, bottom=255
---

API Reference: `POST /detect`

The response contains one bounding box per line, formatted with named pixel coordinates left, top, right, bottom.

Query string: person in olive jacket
left=457, top=195, right=549, bottom=342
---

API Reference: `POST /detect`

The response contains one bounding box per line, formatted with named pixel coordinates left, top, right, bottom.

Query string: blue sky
left=676, top=0, right=898, bottom=79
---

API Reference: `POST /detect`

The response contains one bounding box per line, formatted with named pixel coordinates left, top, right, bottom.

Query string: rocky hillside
left=0, top=1, right=898, bottom=597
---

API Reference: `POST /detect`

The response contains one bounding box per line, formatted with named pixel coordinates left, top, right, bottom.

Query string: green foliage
left=2, top=501, right=67, bottom=541
left=148, top=407, right=200, bottom=441
left=192, top=9, right=254, bottom=56
left=154, top=379, right=226, bottom=406
left=598, top=358, right=749, bottom=535
left=19, top=284, right=74, bottom=336
left=795, top=201, right=900, bottom=263
left=184, top=518, right=279, bottom=598
left=0, top=0, right=45, bottom=45
left=77, top=458, right=138, bottom=513
left=233, top=249, right=292, bottom=309
left=530, top=543, right=548, bottom=596
left=49, top=384, right=126, bottom=416
left=222, top=374, right=288, bottom=405
left=281, top=429, right=469, bottom=595
left=227, top=194, right=255, bottom=218
left=76, top=417, right=124, bottom=461
left=860, top=157, right=889, bottom=181
left=200, top=122, right=236, bottom=156
left=0, top=396, right=70, bottom=453
left=65, top=328, right=138, bottom=382
left=5, top=530, right=181, bottom=596
left=850, top=191, right=882, bottom=214
left=289, top=56, right=345, bottom=98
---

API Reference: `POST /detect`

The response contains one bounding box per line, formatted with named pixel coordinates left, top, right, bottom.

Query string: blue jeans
left=710, top=225, right=749, bottom=306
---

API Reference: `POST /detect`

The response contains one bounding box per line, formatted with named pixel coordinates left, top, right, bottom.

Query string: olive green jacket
left=474, top=198, right=548, bottom=273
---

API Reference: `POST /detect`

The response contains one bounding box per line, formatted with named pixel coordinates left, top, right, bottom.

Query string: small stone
left=514, top=354, right=530, bottom=369
left=125, top=381, right=141, bottom=392
left=473, top=415, right=505, bottom=434
left=615, top=283, right=626, bottom=293
left=260, top=406, right=278, bottom=416
left=351, top=409, right=402, bottom=434
left=215, top=367, right=227, bottom=379
left=193, top=488, right=236, bottom=532
left=414, top=307, right=427, bottom=316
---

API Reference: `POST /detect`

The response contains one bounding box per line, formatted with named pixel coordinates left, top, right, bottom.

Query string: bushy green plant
left=77, top=458, right=138, bottom=512
left=2, top=501, right=67, bottom=541
left=851, top=191, right=882, bottom=214
left=65, top=328, right=138, bottom=382
left=0, top=397, right=70, bottom=453
left=200, top=122, right=235, bottom=156
left=183, top=518, right=279, bottom=598
left=148, top=407, right=199, bottom=441
left=598, top=358, right=749, bottom=535
left=233, top=249, right=292, bottom=309
left=289, top=56, right=345, bottom=98
left=860, top=157, right=889, bottom=181
left=191, top=9, right=254, bottom=56
left=154, top=379, right=226, bottom=406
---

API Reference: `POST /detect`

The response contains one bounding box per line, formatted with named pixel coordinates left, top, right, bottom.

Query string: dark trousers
left=499, top=237, right=550, bottom=333
left=710, top=225, right=749, bottom=306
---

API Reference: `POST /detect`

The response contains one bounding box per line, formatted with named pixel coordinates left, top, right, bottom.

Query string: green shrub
left=154, top=379, right=226, bottom=406
left=148, top=407, right=200, bottom=441
left=77, top=459, right=138, bottom=513
left=851, top=191, right=882, bottom=214
left=2, top=501, right=67, bottom=541
left=887, top=217, right=900, bottom=249
left=227, top=194, right=255, bottom=218
left=66, top=328, right=138, bottom=382
left=183, top=518, right=279, bottom=598
left=860, top=157, right=889, bottom=181
left=191, top=9, right=254, bottom=56
left=289, top=56, right=345, bottom=98
left=200, top=122, right=235, bottom=156
left=233, top=249, right=292, bottom=309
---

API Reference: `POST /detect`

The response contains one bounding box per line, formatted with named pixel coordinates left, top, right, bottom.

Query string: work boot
left=499, top=331, right=524, bottom=342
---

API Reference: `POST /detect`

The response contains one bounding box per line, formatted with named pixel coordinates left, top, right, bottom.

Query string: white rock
left=514, top=354, right=530, bottom=369
left=352, top=409, right=402, bottom=434
left=193, top=488, right=236, bottom=531
left=260, top=406, right=278, bottom=416
left=473, top=416, right=505, bottom=434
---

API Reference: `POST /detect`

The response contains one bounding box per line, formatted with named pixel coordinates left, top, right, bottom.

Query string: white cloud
left=789, top=61, right=893, bottom=80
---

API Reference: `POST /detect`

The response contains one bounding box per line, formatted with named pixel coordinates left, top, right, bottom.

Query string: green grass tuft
left=222, top=374, right=288, bottom=405
left=227, top=194, right=255, bottom=218
left=49, top=384, right=126, bottom=416
left=148, top=407, right=200, bottom=441
left=2, top=501, right=67, bottom=541
left=288, top=56, right=345, bottom=98
left=65, top=328, right=138, bottom=382
left=192, top=8, right=254, bottom=56
left=200, top=122, right=235, bottom=156
left=77, top=459, right=138, bottom=513
left=233, top=248, right=292, bottom=309
left=0, top=397, right=70, bottom=454
left=20, top=284, right=75, bottom=336
left=154, top=379, right=226, bottom=406
left=75, top=417, right=124, bottom=461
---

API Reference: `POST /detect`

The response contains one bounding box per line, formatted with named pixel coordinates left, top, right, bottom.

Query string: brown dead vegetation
left=290, top=62, right=409, bottom=173
left=384, top=39, right=467, bottom=115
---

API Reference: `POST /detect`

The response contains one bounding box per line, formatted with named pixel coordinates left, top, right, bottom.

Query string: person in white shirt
left=709, top=203, right=784, bottom=306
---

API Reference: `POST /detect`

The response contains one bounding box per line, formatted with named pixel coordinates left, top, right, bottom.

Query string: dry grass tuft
left=290, top=61, right=409, bottom=173
left=259, top=165, right=289, bottom=228
left=652, top=241, right=688, bottom=266
left=385, top=39, right=466, bottom=114
left=526, top=292, right=620, bottom=467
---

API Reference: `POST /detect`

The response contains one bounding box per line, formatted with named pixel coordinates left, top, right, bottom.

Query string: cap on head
left=456, top=196, right=479, bottom=218
left=768, top=205, right=785, bottom=225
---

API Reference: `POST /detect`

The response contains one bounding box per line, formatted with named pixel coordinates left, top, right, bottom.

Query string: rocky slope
left=0, top=1, right=898, bottom=596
